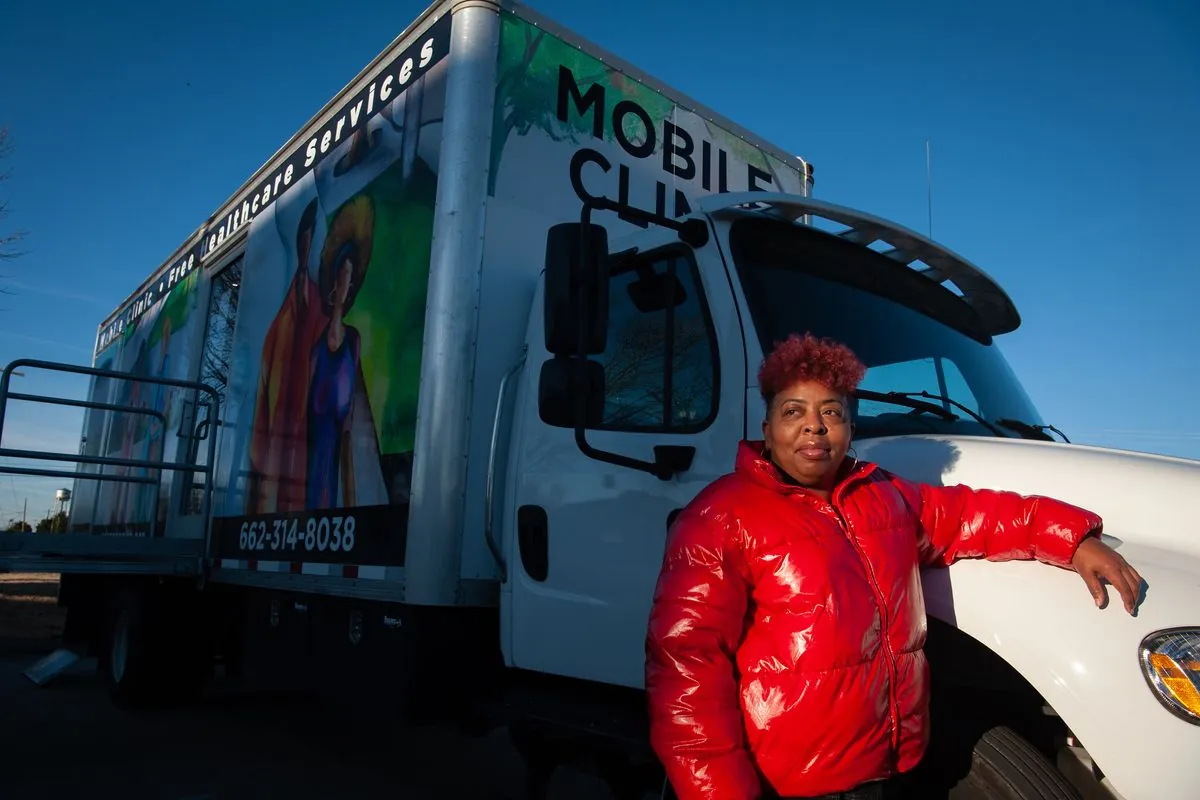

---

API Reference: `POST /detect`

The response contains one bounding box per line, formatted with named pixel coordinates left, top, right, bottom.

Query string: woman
left=644, top=333, right=1142, bottom=800
left=305, top=194, right=376, bottom=510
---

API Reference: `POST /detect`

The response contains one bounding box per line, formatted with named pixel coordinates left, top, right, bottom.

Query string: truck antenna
left=925, top=139, right=933, bottom=240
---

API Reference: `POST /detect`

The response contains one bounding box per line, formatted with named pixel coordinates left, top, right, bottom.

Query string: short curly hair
left=758, top=332, right=867, bottom=405
left=319, top=194, right=374, bottom=316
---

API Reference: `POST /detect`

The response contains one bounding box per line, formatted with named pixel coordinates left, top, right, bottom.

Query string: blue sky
left=0, top=0, right=1196, bottom=524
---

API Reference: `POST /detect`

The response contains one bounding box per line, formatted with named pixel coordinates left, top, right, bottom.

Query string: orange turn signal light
left=1140, top=629, right=1200, bottom=724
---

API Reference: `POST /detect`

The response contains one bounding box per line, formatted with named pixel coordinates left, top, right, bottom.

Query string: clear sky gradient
left=0, top=0, right=1196, bottom=524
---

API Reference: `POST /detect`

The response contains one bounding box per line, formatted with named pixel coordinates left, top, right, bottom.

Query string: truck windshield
left=727, top=216, right=1044, bottom=441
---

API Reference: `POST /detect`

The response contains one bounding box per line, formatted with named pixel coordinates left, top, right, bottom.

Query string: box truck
left=1, top=1, right=1197, bottom=798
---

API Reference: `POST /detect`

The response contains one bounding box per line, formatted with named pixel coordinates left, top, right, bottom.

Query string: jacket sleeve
left=645, top=507, right=761, bottom=800
left=889, top=474, right=1103, bottom=569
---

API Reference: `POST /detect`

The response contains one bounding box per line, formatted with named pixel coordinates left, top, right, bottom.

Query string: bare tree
left=198, top=264, right=241, bottom=410
left=602, top=313, right=714, bottom=428
left=0, top=126, right=28, bottom=273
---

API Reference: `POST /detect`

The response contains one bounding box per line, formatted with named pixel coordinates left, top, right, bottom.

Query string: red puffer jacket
left=645, top=440, right=1101, bottom=800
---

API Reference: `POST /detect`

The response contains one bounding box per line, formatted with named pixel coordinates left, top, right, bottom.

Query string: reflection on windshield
left=728, top=217, right=1044, bottom=440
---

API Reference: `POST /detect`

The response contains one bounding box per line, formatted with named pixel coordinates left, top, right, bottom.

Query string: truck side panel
left=69, top=266, right=206, bottom=537
left=202, top=15, right=453, bottom=585
left=459, top=8, right=812, bottom=582
left=89, top=2, right=457, bottom=357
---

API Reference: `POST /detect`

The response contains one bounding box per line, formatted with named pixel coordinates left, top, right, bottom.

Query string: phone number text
left=238, top=514, right=357, bottom=554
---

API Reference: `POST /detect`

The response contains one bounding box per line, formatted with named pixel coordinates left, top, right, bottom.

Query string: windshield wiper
left=996, top=418, right=1071, bottom=443
left=853, top=388, right=960, bottom=422
left=872, top=389, right=1008, bottom=438
left=858, top=388, right=1069, bottom=443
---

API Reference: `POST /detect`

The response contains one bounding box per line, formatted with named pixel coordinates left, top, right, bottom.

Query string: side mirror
left=544, top=222, right=610, bottom=356
left=538, top=357, right=605, bottom=428
left=534, top=195, right=696, bottom=482
left=626, top=262, right=688, bottom=314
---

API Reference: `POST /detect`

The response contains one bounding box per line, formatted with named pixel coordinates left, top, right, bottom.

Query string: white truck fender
left=922, top=539, right=1200, bottom=800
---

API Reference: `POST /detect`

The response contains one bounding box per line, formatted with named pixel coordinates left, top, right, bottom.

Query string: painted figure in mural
left=135, top=314, right=173, bottom=528
left=305, top=194, right=376, bottom=511
left=247, top=199, right=329, bottom=514
left=109, top=338, right=150, bottom=529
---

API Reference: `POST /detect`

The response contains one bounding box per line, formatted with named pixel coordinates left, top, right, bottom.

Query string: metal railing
left=0, top=359, right=221, bottom=542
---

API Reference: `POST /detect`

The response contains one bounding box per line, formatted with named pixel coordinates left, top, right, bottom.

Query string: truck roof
left=93, top=0, right=813, bottom=357
left=696, top=192, right=1022, bottom=337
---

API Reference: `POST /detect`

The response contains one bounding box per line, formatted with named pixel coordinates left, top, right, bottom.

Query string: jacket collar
left=735, top=439, right=876, bottom=499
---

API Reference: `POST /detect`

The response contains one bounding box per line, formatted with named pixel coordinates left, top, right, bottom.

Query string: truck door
left=502, top=232, right=746, bottom=690
left=168, top=257, right=243, bottom=540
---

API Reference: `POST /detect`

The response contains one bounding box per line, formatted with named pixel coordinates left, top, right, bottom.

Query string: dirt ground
left=0, top=572, right=66, bottom=651
left=0, top=573, right=642, bottom=799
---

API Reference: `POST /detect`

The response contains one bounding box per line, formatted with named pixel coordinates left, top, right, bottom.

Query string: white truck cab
left=496, top=191, right=1200, bottom=799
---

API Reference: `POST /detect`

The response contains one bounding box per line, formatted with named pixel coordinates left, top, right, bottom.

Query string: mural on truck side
left=208, top=32, right=449, bottom=568
left=488, top=10, right=809, bottom=213
left=69, top=270, right=203, bottom=535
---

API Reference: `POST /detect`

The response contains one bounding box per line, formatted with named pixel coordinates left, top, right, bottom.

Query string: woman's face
left=762, top=379, right=854, bottom=491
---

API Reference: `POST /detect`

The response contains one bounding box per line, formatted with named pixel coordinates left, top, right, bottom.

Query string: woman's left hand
left=1071, top=536, right=1143, bottom=614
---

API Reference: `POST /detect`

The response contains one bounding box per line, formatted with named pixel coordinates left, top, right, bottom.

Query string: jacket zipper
left=828, top=500, right=902, bottom=754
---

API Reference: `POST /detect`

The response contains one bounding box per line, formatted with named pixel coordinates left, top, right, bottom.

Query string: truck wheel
left=508, top=724, right=559, bottom=800
left=948, top=726, right=1082, bottom=800
left=99, top=583, right=207, bottom=709
left=101, top=586, right=164, bottom=708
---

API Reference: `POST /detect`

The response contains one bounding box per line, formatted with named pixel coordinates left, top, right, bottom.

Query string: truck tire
left=949, top=726, right=1082, bottom=800
left=100, top=585, right=165, bottom=708
left=99, top=583, right=208, bottom=709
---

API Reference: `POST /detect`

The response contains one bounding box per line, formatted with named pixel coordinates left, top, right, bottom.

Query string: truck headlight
left=1139, top=628, right=1200, bottom=724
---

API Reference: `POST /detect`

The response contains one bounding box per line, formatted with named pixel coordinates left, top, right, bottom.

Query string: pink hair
left=758, top=332, right=867, bottom=402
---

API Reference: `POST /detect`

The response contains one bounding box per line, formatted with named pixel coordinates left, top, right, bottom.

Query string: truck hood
left=855, top=434, right=1200, bottom=560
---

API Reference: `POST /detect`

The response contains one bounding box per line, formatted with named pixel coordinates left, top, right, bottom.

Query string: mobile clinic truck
left=1, top=1, right=1197, bottom=798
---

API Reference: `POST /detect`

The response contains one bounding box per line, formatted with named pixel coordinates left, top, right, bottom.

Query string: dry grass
left=0, top=572, right=66, bottom=643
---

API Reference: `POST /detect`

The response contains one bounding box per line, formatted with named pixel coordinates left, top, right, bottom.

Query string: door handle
left=188, top=402, right=213, bottom=445
left=176, top=399, right=195, bottom=438
left=517, top=505, right=549, bottom=582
